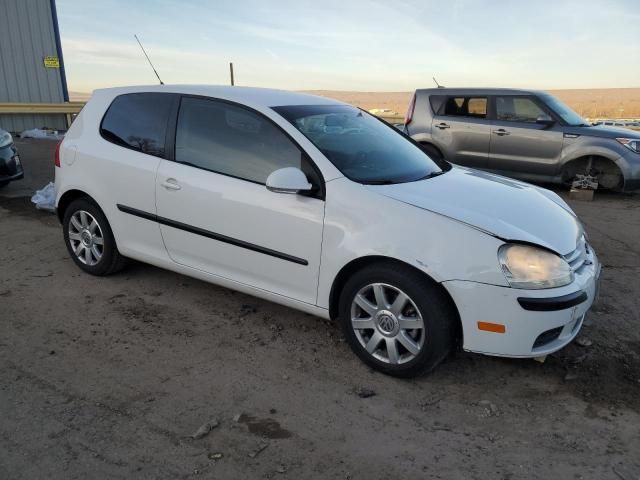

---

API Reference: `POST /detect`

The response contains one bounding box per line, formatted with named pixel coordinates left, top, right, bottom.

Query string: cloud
left=58, top=0, right=640, bottom=92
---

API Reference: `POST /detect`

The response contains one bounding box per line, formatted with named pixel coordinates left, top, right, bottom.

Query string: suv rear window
left=437, top=96, right=487, bottom=119
left=100, top=93, right=174, bottom=157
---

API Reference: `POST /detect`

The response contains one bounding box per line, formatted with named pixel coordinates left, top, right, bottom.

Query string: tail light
left=404, top=93, right=416, bottom=126
left=54, top=140, right=62, bottom=167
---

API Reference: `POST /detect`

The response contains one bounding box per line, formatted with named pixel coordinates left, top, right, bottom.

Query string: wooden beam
left=0, top=102, right=85, bottom=115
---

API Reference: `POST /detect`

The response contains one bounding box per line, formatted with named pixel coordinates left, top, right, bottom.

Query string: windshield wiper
left=363, top=179, right=395, bottom=185
left=416, top=170, right=445, bottom=181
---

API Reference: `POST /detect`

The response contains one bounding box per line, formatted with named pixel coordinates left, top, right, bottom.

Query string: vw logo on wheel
left=378, top=315, right=395, bottom=333
left=375, top=310, right=399, bottom=336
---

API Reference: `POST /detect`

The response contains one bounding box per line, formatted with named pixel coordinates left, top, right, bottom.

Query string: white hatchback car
left=55, top=85, right=601, bottom=377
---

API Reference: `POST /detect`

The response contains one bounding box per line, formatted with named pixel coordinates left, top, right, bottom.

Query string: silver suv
left=404, top=88, right=640, bottom=191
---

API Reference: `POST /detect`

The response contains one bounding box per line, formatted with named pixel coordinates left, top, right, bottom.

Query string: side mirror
left=536, top=115, right=555, bottom=128
left=266, top=167, right=313, bottom=194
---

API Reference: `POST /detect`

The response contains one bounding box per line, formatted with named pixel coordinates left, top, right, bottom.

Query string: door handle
left=435, top=123, right=450, bottom=129
left=493, top=129, right=510, bottom=136
left=161, top=179, right=182, bottom=191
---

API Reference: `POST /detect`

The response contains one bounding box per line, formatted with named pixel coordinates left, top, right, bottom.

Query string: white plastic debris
left=31, top=182, right=56, bottom=212
left=20, top=128, right=64, bottom=140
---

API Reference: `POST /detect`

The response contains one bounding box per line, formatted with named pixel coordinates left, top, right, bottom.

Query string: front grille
left=533, top=326, right=563, bottom=349
left=564, top=236, right=587, bottom=273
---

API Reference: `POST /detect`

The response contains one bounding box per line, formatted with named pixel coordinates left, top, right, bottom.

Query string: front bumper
left=443, top=247, right=600, bottom=358
left=620, top=150, right=640, bottom=191
left=0, top=144, right=23, bottom=183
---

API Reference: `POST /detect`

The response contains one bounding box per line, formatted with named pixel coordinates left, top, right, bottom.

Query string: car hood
left=366, top=166, right=582, bottom=255
left=565, top=125, right=640, bottom=139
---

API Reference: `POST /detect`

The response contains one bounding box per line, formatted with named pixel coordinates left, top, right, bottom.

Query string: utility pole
left=229, top=62, right=235, bottom=86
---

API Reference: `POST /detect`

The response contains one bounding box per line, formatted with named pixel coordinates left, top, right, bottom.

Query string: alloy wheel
left=68, top=210, right=104, bottom=266
left=350, top=283, right=426, bottom=364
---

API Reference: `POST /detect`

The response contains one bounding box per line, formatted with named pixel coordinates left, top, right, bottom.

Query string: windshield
left=540, top=94, right=589, bottom=126
left=273, top=105, right=445, bottom=184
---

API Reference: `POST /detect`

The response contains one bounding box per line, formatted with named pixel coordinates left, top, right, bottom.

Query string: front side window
left=100, top=93, right=174, bottom=157
left=540, top=94, right=588, bottom=126
left=175, top=97, right=304, bottom=184
left=274, top=105, right=445, bottom=184
left=440, top=97, right=487, bottom=118
left=496, top=96, right=546, bottom=123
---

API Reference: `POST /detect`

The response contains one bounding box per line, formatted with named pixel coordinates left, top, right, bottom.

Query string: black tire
left=420, top=143, right=443, bottom=161
left=338, top=262, right=457, bottom=377
left=0, top=181, right=9, bottom=189
left=62, top=197, right=127, bottom=276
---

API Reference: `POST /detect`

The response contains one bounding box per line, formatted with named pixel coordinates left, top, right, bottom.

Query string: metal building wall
left=0, top=0, right=68, bottom=132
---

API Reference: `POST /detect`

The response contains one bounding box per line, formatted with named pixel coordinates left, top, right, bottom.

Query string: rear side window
left=428, top=95, right=446, bottom=115
left=175, top=97, right=304, bottom=184
left=439, top=96, right=487, bottom=118
left=496, top=96, right=546, bottom=123
left=100, top=93, right=174, bottom=157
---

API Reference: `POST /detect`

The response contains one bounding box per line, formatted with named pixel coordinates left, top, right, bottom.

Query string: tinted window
left=100, top=93, right=173, bottom=157
left=274, top=105, right=445, bottom=185
left=429, top=95, right=446, bottom=115
left=440, top=97, right=487, bottom=118
left=496, top=96, right=546, bottom=123
left=175, top=97, right=304, bottom=184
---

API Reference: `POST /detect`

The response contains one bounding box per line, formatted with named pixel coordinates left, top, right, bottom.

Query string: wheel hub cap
left=375, top=310, right=399, bottom=336
left=81, top=230, right=93, bottom=247
left=350, top=283, right=426, bottom=365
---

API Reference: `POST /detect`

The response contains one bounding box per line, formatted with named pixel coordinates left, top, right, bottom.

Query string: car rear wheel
left=338, top=262, right=457, bottom=377
left=63, top=198, right=127, bottom=276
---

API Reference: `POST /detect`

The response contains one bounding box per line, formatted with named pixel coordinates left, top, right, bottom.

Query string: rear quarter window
left=100, top=93, right=175, bottom=158
left=439, top=96, right=487, bottom=118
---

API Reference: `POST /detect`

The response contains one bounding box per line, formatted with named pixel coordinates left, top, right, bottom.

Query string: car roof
left=415, top=87, right=548, bottom=96
left=92, top=85, right=345, bottom=108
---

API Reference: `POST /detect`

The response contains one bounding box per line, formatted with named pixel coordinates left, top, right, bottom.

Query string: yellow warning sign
left=44, top=56, right=60, bottom=68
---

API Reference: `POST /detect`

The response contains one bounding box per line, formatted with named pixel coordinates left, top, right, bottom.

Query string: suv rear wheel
left=338, top=262, right=456, bottom=377
left=62, top=198, right=127, bottom=276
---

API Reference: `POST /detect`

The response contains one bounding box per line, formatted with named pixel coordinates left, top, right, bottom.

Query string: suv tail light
left=54, top=140, right=62, bottom=167
left=404, top=93, right=416, bottom=126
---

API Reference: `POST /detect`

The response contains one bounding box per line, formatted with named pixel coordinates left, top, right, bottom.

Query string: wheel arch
left=328, top=255, right=463, bottom=341
left=56, top=189, right=99, bottom=223
left=560, top=154, right=624, bottom=189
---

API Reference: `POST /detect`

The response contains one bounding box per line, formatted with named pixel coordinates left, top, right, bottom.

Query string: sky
left=56, top=0, right=640, bottom=93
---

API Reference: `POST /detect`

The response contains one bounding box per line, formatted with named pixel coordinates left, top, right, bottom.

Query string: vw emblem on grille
left=377, top=314, right=395, bottom=334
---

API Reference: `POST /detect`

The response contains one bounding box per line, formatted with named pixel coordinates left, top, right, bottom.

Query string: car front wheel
left=338, top=262, right=457, bottom=377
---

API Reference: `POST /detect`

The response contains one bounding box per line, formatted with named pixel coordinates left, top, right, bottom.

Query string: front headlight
left=498, top=244, right=573, bottom=289
left=0, top=130, right=12, bottom=148
left=616, top=137, right=640, bottom=154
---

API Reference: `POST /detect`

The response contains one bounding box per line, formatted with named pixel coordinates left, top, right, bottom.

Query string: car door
left=98, top=92, right=177, bottom=260
left=488, top=95, right=564, bottom=175
left=155, top=96, right=325, bottom=305
left=430, top=95, right=490, bottom=168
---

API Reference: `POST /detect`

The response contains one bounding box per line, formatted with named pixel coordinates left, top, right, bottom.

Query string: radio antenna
left=134, top=34, right=164, bottom=85
left=433, top=76, right=445, bottom=88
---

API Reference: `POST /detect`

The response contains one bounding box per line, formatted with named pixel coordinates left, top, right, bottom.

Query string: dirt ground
left=1, top=140, right=639, bottom=479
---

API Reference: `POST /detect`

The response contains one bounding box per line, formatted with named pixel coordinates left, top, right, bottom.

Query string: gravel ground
left=1, top=140, right=639, bottom=479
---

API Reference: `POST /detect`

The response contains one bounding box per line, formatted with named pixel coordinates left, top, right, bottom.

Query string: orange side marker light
left=477, top=322, right=506, bottom=334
